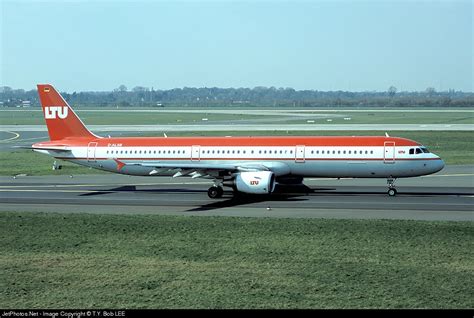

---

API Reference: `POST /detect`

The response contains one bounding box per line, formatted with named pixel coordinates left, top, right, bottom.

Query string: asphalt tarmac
left=0, top=165, right=472, bottom=221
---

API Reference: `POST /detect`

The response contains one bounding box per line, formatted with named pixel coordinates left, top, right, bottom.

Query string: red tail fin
left=37, top=84, right=98, bottom=141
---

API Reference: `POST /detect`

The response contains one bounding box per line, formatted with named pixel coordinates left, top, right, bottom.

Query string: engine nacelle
left=234, top=171, right=276, bottom=194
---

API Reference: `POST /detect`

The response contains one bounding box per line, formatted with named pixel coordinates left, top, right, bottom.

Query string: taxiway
left=0, top=165, right=472, bottom=221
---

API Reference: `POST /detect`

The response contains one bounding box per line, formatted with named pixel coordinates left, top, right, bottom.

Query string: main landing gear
left=207, top=185, right=224, bottom=199
left=387, top=177, right=397, bottom=197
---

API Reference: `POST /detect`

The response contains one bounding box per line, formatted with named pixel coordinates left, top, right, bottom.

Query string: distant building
left=22, top=100, right=31, bottom=107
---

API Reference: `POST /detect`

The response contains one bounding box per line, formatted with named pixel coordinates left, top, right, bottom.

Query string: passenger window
left=409, top=148, right=414, bottom=154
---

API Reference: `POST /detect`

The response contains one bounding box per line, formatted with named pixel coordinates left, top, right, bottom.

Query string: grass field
left=0, top=110, right=265, bottom=125
left=1, top=109, right=473, bottom=125
left=0, top=212, right=472, bottom=309
left=0, top=150, right=107, bottom=176
left=1, top=130, right=472, bottom=176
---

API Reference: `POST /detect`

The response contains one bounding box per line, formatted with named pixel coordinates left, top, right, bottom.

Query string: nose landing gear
left=387, top=177, right=397, bottom=196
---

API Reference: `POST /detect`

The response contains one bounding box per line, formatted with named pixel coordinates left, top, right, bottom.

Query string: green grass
left=0, top=130, right=472, bottom=176
left=285, top=111, right=474, bottom=125
left=1, top=109, right=473, bottom=125
left=0, top=150, right=107, bottom=176
left=0, top=212, right=472, bottom=309
left=0, top=110, right=264, bottom=125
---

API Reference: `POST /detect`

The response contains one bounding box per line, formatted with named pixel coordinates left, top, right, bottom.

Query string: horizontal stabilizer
left=16, top=145, right=71, bottom=153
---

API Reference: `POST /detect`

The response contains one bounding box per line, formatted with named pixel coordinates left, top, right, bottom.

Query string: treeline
left=1, top=85, right=473, bottom=108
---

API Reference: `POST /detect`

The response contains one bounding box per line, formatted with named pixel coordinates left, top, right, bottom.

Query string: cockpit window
left=421, top=147, right=430, bottom=153
left=409, top=148, right=414, bottom=155
left=416, top=148, right=423, bottom=154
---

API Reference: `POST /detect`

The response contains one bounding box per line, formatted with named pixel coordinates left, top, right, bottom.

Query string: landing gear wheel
left=387, top=177, right=397, bottom=197
left=388, top=188, right=397, bottom=197
left=208, top=186, right=224, bottom=199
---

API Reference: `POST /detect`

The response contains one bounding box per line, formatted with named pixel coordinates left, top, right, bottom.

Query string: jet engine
left=233, top=171, right=276, bottom=194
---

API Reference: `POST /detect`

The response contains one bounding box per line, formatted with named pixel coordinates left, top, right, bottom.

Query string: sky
left=1, top=0, right=472, bottom=92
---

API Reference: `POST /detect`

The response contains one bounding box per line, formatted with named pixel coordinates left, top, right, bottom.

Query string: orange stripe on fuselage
left=34, top=136, right=421, bottom=148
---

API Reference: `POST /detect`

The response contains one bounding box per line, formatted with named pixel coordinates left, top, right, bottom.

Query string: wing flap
left=127, top=161, right=270, bottom=173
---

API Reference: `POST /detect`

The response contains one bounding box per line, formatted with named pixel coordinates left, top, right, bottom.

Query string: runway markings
left=1, top=190, right=472, bottom=207
left=0, top=131, right=20, bottom=142
left=0, top=181, right=210, bottom=189
left=14, top=136, right=49, bottom=142
left=422, top=173, right=474, bottom=178
left=307, top=174, right=474, bottom=181
left=0, top=189, right=103, bottom=193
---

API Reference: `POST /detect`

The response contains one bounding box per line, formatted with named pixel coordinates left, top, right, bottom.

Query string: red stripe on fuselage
left=34, top=136, right=421, bottom=148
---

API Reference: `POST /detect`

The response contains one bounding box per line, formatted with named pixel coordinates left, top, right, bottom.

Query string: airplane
left=32, top=84, right=445, bottom=198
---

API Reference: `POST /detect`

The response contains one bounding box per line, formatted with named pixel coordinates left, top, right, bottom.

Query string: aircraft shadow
left=186, top=193, right=307, bottom=212
left=79, top=185, right=205, bottom=196
left=187, top=184, right=317, bottom=212
left=78, top=184, right=473, bottom=213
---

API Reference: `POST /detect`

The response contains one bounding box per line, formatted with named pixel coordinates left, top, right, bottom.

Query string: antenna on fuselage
left=385, top=132, right=390, bottom=137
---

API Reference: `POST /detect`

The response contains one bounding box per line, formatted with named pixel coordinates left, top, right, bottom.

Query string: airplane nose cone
left=433, top=158, right=445, bottom=173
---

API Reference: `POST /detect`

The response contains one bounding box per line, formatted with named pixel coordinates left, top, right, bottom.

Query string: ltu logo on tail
left=45, top=106, right=68, bottom=119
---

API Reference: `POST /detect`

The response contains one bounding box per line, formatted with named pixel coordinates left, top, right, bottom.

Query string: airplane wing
left=124, top=160, right=290, bottom=178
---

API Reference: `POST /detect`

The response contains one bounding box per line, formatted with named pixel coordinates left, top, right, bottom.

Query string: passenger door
left=384, top=141, right=395, bottom=164
left=87, top=142, right=97, bottom=162
left=191, top=145, right=200, bottom=162
left=295, top=145, right=305, bottom=163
